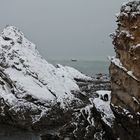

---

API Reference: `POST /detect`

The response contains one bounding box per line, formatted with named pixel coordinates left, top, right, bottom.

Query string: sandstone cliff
left=109, top=1, right=140, bottom=139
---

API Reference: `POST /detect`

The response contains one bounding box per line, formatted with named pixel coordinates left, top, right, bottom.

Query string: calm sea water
left=48, top=60, right=109, bottom=76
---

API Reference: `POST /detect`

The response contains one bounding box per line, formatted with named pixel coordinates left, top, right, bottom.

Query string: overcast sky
left=0, top=0, right=127, bottom=61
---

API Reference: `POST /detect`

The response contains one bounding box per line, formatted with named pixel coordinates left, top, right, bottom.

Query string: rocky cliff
left=0, top=25, right=93, bottom=130
left=0, top=25, right=112, bottom=139
left=109, top=1, right=140, bottom=139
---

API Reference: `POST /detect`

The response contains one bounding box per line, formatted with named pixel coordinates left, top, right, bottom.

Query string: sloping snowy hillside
left=0, top=26, right=91, bottom=126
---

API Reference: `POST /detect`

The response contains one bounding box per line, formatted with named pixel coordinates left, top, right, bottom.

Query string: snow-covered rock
left=0, top=27, right=115, bottom=139
left=90, top=90, right=114, bottom=127
left=0, top=25, right=92, bottom=128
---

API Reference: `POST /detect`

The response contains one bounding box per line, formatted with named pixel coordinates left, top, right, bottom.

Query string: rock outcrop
left=0, top=25, right=93, bottom=130
left=0, top=25, right=113, bottom=140
left=109, top=1, right=140, bottom=139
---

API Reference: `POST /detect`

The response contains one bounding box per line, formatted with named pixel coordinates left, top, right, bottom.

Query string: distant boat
left=71, top=59, right=77, bottom=62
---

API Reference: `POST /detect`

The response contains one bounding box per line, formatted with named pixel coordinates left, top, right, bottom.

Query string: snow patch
left=90, top=90, right=115, bottom=127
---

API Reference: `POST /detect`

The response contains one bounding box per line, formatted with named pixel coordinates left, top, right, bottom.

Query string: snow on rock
left=56, top=64, right=91, bottom=81
left=80, top=105, right=95, bottom=126
left=111, top=103, right=135, bottom=119
left=0, top=25, right=91, bottom=124
left=90, top=90, right=115, bottom=127
left=131, top=43, right=140, bottom=49
left=119, top=30, right=134, bottom=39
left=108, top=56, right=139, bottom=81
left=108, top=56, right=127, bottom=71
left=120, top=1, right=140, bottom=16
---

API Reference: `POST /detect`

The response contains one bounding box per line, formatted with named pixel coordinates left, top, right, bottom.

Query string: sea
left=48, top=60, right=109, bottom=77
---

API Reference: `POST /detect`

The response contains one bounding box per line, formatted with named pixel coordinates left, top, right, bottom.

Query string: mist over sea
left=48, top=60, right=109, bottom=76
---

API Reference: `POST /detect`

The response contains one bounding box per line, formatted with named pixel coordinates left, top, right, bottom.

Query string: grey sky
left=0, top=0, right=127, bottom=60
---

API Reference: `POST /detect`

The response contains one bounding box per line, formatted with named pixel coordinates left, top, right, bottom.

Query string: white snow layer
left=0, top=26, right=92, bottom=107
left=90, top=90, right=115, bottom=127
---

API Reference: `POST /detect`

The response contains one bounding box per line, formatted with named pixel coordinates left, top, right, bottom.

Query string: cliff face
left=110, top=1, right=140, bottom=114
left=109, top=1, right=140, bottom=139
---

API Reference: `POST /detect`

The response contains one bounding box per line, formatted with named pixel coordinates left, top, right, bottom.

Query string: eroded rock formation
left=109, top=1, right=140, bottom=139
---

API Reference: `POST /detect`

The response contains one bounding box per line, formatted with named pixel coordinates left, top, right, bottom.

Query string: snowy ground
left=90, top=90, right=115, bottom=127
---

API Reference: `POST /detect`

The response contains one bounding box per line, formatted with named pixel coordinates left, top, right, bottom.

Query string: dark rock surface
left=40, top=74, right=112, bottom=140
